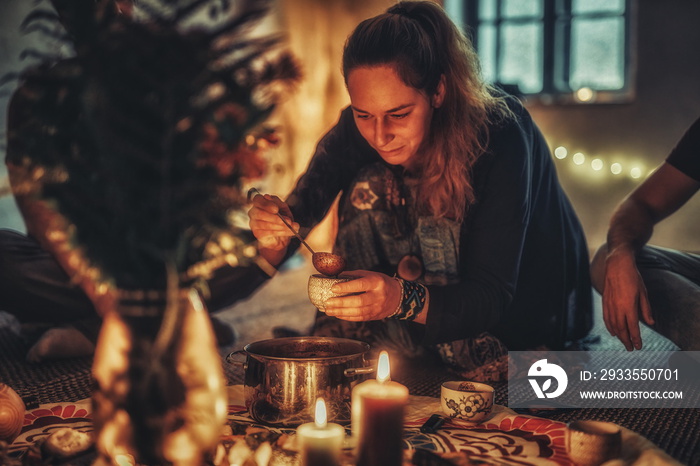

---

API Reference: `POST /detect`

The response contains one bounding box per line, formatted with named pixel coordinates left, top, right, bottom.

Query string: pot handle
left=225, top=350, right=247, bottom=369
left=344, top=366, right=376, bottom=377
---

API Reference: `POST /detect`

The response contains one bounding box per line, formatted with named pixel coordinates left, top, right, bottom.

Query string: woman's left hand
left=323, top=270, right=403, bottom=321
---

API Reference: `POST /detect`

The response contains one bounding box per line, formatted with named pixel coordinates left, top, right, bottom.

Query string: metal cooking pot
left=226, top=336, right=374, bottom=427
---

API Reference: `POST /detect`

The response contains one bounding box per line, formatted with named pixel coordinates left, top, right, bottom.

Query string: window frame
left=454, top=0, right=637, bottom=105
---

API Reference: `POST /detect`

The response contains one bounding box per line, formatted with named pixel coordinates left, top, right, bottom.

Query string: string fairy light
left=551, top=145, right=647, bottom=182
left=575, top=87, right=595, bottom=103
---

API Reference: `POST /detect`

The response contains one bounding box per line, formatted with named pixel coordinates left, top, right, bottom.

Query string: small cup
left=440, top=381, right=494, bottom=423
left=566, top=420, right=622, bottom=466
left=307, top=274, right=358, bottom=312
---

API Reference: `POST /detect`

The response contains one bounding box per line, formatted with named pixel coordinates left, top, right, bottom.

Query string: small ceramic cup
left=307, top=274, right=358, bottom=312
left=566, top=420, right=622, bottom=466
left=440, top=381, right=494, bottom=423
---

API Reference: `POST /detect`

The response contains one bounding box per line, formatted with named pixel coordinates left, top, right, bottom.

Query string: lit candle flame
left=377, top=350, right=391, bottom=383
left=314, top=397, right=328, bottom=428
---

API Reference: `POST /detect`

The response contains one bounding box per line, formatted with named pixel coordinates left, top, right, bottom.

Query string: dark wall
left=2, top=0, right=699, bottom=253
left=528, top=0, right=700, bottom=252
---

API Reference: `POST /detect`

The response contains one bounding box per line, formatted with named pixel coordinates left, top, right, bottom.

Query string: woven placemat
left=0, top=328, right=94, bottom=406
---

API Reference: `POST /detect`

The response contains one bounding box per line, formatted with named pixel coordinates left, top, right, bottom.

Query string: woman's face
left=347, top=65, right=443, bottom=169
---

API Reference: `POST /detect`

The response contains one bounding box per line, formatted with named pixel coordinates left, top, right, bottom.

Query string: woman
left=249, top=1, right=592, bottom=378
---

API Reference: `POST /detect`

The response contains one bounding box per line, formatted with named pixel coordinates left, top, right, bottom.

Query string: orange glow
left=377, top=351, right=391, bottom=383
left=314, top=398, right=328, bottom=428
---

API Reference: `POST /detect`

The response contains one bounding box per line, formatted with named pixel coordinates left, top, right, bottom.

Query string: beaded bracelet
left=388, top=277, right=427, bottom=321
left=388, top=277, right=405, bottom=318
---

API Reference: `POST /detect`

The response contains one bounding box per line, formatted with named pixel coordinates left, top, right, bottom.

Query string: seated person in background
left=249, top=1, right=592, bottom=380
left=1, top=81, right=267, bottom=361
left=591, top=116, right=700, bottom=351
left=0, top=0, right=270, bottom=362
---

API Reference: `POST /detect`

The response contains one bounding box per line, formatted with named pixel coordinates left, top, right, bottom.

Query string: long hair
left=342, top=1, right=511, bottom=221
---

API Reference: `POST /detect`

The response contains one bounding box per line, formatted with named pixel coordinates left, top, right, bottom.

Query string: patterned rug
left=5, top=386, right=681, bottom=465
left=2, top=326, right=699, bottom=464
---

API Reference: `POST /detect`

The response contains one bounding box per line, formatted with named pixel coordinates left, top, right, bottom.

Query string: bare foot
left=26, top=327, right=95, bottom=363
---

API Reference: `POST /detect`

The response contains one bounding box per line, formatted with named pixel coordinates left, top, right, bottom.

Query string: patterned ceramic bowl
left=440, top=381, right=494, bottom=423
left=566, top=420, right=621, bottom=466
left=307, top=274, right=358, bottom=313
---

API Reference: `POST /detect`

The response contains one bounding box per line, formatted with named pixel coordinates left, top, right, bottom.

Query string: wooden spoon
left=248, top=188, right=347, bottom=276
left=311, top=252, right=347, bottom=278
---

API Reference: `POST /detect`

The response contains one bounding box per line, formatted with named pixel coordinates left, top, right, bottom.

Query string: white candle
left=351, top=351, right=409, bottom=466
left=296, top=398, right=345, bottom=466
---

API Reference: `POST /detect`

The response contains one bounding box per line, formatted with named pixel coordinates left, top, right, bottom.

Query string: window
left=445, top=0, right=636, bottom=104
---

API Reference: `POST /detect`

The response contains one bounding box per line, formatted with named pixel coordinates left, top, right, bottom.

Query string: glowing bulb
left=630, top=167, right=642, bottom=179
left=572, top=152, right=585, bottom=165
left=314, top=398, right=327, bottom=428
left=554, top=146, right=568, bottom=159
left=610, top=163, right=622, bottom=175
left=591, top=159, right=603, bottom=171
left=377, top=351, right=391, bottom=383
left=576, top=87, right=594, bottom=102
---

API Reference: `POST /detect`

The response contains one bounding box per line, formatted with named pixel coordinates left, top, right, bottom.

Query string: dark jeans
left=635, top=245, right=700, bottom=350
left=0, top=229, right=269, bottom=342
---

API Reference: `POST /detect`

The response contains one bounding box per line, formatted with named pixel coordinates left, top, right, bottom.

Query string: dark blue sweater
left=286, top=98, right=592, bottom=350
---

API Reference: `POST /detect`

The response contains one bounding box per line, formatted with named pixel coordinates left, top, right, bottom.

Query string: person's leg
left=0, top=229, right=96, bottom=323
left=203, top=263, right=270, bottom=311
left=591, top=243, right=700, bottom=350
left=639, top=268, right=700, bottom=350
left=311, top=311, right=426, bottom=360
left=635, top=245, right=700, bottom=284
left=192, top=263, right=272, bottom=347
left=0, top=229, right=97, bottom=360
left=0, top=229, right=265, bottom=359
left=435, top=333, right=509, bottom=382
left=635, top=246, right=700, bottom=350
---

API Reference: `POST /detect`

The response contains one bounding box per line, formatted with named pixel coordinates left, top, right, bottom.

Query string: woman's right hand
left=248, top=191, right=299, bottom=267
